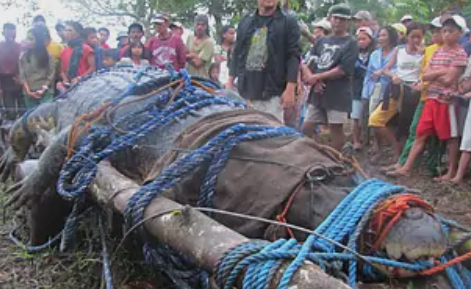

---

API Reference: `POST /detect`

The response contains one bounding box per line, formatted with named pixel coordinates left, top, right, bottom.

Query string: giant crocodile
left=0, top=67, right=460, bottom=287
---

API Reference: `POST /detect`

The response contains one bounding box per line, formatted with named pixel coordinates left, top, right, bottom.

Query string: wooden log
left=18, top=161, right=351, bottom=289
left=91, top=163, right=351, bottom=289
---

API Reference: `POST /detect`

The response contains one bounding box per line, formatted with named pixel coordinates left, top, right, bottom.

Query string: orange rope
left=276, top=180, right=306, bottom=239
left=420, top=251, right=471, bottom=276
left=367, top=194, right=434, bottom=253
left=66, top=102, right=113, bottom=159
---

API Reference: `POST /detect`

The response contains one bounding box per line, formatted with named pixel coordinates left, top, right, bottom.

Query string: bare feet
left=381, top=163, right=401, bottom=173
left=449, top=177, right=463, bottom=185
left=433, top=172, right=455, bottom=182
left=386, top=168, right=410, bottom=177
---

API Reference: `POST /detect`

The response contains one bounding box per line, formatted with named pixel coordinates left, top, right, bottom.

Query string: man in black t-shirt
left=300, top=4, right=358, bottom=151
left=227, top=0, right=301, bottom=123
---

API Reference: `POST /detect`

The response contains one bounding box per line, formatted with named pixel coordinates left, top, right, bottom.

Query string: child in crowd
left=383, top=17, right=444, bottom=173
left=450, top=56, right=471, bottom=184
left=301, top=4, right=358, bottom=151
left=363, top=26, right=398, bottom=157
left=387, top=16, right=468, bottom=180
left=352, top=27, right=375, bottom=150
left=102, top=49, right=117, bottom=68
left=376, top=22, right=425, bottom=163
left=209, top=62, right=221, bottom=84
left=84, top=27, right=104, bottom=71
left=118, top=41, right=149, bottom=67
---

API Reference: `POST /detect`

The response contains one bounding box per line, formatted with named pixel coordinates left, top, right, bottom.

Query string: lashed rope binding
left=9, top=66, right=471, bottom=289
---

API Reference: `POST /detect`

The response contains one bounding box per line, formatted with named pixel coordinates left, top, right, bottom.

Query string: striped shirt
left=427, top=46, right=468, bottom=100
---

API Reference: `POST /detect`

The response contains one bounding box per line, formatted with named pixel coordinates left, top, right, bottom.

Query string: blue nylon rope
left=44, top=67, right=471, bottom=289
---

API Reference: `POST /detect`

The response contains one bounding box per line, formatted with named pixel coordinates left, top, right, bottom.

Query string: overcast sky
left=0, top=0, right=128, bottom=45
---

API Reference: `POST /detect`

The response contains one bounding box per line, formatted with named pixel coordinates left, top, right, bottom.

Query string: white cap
left=312, top=18, right=332, bottom=32
left=356, top=27, right=374, bottom=38
left=442, top=15, right=468, bottom=32
left=430, top=17, right=442, bottom=28
left=401, top=15, right=413, bottom=22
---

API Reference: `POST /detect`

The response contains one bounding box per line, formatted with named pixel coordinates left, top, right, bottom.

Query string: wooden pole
left=16, top=160, right=351, bottom=289
left=90, top=163, right=351, bottom=289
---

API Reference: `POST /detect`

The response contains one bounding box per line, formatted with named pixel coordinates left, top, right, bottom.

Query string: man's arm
left=437, top=66, right=465, bottom=86
left=190, top=39, right=215, bottom=68
left=83, top=53, right=95, bottom=77
left=280, top=15, right=301, bottom=109
left=176, top=37, right=187, bottom=69
left=422, top=64, right=447, bottom=82
left=307, top=39, right=358, bottom=84
left=285, top=15, right=301, bottom=85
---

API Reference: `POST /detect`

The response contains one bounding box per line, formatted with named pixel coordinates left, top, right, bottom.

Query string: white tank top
left=396, top=47, right=423, bottom=82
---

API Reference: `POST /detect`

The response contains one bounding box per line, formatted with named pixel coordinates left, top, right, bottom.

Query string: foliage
left=388, top=0, right=467, bottom=23
left=0, top=0, right=42, bottom=28
left=64, top=0, right=198, bottom=37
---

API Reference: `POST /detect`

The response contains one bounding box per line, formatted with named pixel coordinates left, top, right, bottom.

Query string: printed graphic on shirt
left=246, top=27, right=268, bottom=71
left=152, top=46, right=177, bottom=67
left=317, top=44, right=341, bottom=70
left=358, top=52, right=369, bottom=63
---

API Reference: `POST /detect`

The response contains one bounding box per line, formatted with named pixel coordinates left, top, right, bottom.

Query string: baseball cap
left=170, top=22, right=183, bottom=29
left=116, top=31, right=128, bottom=40
left=429, top=17, right=442, bottom=28
left=328, top=4, right=352, bottom=19
left=400, top=15, right=413, bottom=22
left=392, top=23, right=407, bottom=35
left=356, top=27, right=374, bottom=38
left=353, top=11, right=373, bottom=21
left=195, top=14, right=209, bottom=25
left=442, top=15, right=468, bottom=32
left=152, top=13, right=170, bottom=24
left=313, top=18, right=332, bottom=31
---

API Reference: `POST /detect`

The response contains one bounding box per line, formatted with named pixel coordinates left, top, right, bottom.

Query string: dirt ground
left=0, top=144, right=469, bottom=289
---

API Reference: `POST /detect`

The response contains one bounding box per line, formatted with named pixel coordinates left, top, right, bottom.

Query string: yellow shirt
left=47, top=41, right=63, bottom=62
left=420, top=44, right=442, bottom=101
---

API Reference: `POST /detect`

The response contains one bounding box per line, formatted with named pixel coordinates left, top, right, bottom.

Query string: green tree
left=389, top=0, right=466, bottom=23
left=64, top=0, right=198, bottom=37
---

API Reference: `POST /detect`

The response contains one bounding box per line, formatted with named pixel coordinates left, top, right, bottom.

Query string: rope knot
left=367, top=194, right=434, bottom=252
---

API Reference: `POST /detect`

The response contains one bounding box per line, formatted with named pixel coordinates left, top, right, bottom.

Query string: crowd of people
left=1, top=0, right=471, bottom=184
left=0, top=13, right=235, bottom=115
left=225, top=0, right=471, bottom=185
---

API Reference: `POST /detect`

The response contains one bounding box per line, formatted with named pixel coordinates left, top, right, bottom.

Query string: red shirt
left=60, top=44, right=94, bottom=79
left=146, top=33, right=186, bottom=70
left=101, top=43, right=110, bottom=49
left=427, top=46, right=468, bottom=100
left=0, top=41, right=21, bottom=75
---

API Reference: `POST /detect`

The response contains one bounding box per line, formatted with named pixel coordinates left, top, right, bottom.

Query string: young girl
left=363, top=26, right=398, bottom=158
left=19, top=25, right=56, bottom=109
left=384, top=22, right=425, bottom=162
left=214, top=25, right=235, bottom=84
left=209, top=62, right=221, bottom=84
left=352, top=27, right=375, bottom=150
left=370, top=23, right=424, bottom=163
left=120, top=41, right=150, bottom=67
